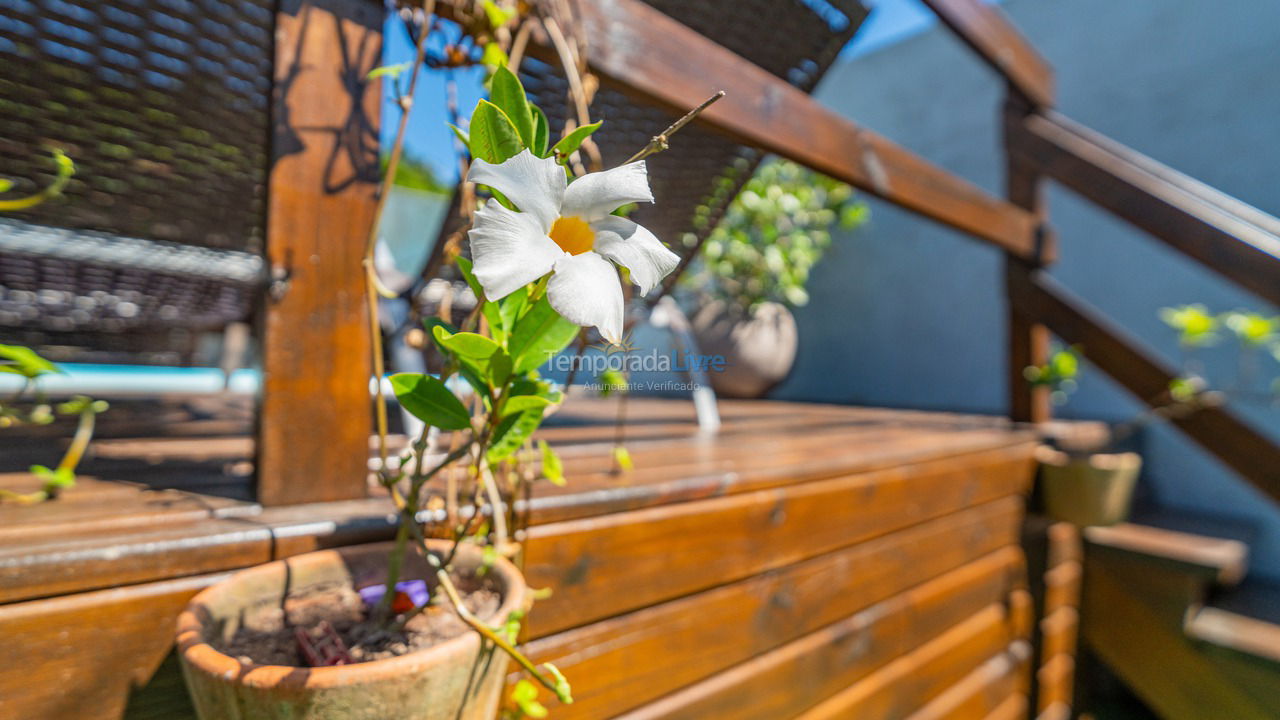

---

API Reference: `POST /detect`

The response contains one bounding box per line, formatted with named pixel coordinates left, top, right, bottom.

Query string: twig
left=404, top=525, right=569, bottom=702
left=625, top=91, right=725, bottom=164
left=365, top=0, right=437, bottom=474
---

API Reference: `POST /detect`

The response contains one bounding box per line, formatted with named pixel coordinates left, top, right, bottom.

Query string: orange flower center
left=550, top=216, right=595, bottom=255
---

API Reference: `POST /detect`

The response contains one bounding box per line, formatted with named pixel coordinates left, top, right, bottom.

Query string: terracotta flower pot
left=1037, top=446, right=1142, bottom=527
left=691, top=300, right=798, bottom=399
left=176, top=540, right=527, bottom=720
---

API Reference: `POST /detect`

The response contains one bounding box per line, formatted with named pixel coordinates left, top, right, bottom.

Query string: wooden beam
left=920, top=0, right=1055, bottom=108
left=1003, top=95, right=1054, bottom=424
left=516, top=0, right=1041, bottom=259
left=1007, top=111, right=1280, bottom=307
left=1007, top=268, right=1280, bottom=500
left=258, top=0, right=381, bottom=505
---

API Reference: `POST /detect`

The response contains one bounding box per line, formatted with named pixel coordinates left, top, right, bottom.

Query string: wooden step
left=1084, top=509, right=1250, bottom=586
left=1187, top=578, right=1280, bottom=664
left=1080, top=506, right=1278, bottom=720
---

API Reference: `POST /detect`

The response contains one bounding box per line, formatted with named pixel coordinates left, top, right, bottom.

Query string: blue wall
left=776, top=0, right=1280, bottom=579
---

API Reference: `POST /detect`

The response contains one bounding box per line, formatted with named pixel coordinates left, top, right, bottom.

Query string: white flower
left=466, top=150, right=679, bottom=344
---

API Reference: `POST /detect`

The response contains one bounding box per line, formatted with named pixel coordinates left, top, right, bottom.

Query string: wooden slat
left=903, top=641, right=1031, bottom=720
left=1039, top=606, right=1079, bottom=662
left=1047, top=522, right=1081, bottom=567
left=920, top=0, right=1055, bottom=108
left=0, top=520, right=272, bottom=603
left=503, top=0, right=1041, bottom=258
left=0, top=435, right=1035, bottom=604
left=1035, top=653, right=1074, bottom=713
left=1008, top=111, right=1280, bottom=307
left=522, top=448, right=1032, bottom=637
left=257, top=0, right=380, bottom=505
left=1043, top=561, right=1081, bottom=616
left=617, top=551, right=1023, bottom=720
left=1008, top=268, right=1280, bottom=499
left=794, top=605, right=1019, bottom=720
left=983, top=694, right=1028, bottom=720
left=0, top=574, right=223, bottom=720
left=516, top=500, right=1024, bottom=718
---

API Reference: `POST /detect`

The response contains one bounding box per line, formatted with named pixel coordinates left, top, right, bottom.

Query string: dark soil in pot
left=216, top=577, right=501, bottom=666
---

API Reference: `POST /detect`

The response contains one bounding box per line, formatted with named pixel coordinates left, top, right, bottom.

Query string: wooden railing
left=522, top=0, right=1280, bottom=506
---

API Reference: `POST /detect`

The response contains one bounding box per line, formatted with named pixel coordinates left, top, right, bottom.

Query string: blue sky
left=382, top=0, right=984, bottom=182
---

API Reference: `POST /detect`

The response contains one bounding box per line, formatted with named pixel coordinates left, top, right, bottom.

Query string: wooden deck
left=0, top=398, right=1039, bottom=719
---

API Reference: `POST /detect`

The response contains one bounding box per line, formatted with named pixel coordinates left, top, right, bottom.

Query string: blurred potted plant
left=175, top=8, right=699, bottom=712
left=0, top=151, right=103, bottom=505
left=1028, top=304, right=1278, bottom=526
left=0, top=345, right=107, bottom=504
left=681, top=160, right=867, bottom=398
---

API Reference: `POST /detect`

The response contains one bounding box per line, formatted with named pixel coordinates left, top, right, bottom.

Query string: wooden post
left=1003, top=93, right=1054, bottom=424
left=258, top=0, right=382, bottom=505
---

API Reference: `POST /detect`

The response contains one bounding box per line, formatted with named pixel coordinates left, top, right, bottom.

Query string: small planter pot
left=1037, top=446, right=1142, bottom=527
left=691, top=300, right=798, bottom=399
left=176, top=540, right=526, bottom=720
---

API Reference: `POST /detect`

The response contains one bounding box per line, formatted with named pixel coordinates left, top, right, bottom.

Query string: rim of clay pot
left=176, top=540, right=526, bottom=690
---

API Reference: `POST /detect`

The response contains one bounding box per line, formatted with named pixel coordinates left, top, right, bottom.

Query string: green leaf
left=538, top=439, right=564, bottom=486
left=502, top=394, right=552, bottom=417
left=481, top=0, right=516, bottom=28
left=488, top=349, right=513, bottom=387
left=449, top=123, right=470, bottom=150
left=366, top=62, right=411, bottom=81
left=598, top=368, right=628, bottom=396
left=508, top=297, right=581, bottom=373
left=0, top=179, right=13, bottom=193
left=0, top=344, right=60, bottom=379
left=432, top=326, right=510, bottom=387
left=1222, top=311, right=1277, bottom=347
left=613, top=446, right=633, bottom=472
left=433, top=327, right=501, bottom=359
left=531, top=104, right=550, bottom=157
left=551, top=122, right=602, bottom=159
left=389, top=373, right=472, bottom=430
left=542, top=662, right=574, bottom=705
left=468, top=99, right=524, bottom=164
left=487, top=408, right=544, bottom=464
left=489, top=66, right=534, bottom=149
left=1159, top=304, right=1219, bottom=347
left=30, top=464, right=75, bottom=492
left=499, top=285, right=530, bottom=335
left=511, top=679, right=549, bottom=718
left=456, top=256, right=506, bottom=338
left=481, top=42, right=508, bottom=70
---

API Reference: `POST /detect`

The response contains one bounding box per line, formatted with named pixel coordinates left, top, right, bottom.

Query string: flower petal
left=468, top=199, right=564, bottom=300
left=547, top=252, right=625, bottom=345
left=467, top=149, right=566, bottom=231
left=591, top=216, right=680, bottom=295
left=560, top=161, right=653, bottom=220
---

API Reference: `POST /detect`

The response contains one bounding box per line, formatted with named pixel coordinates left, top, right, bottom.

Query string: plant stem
left=56, top=404, right=98, bottom=474
left=403, top=523, right=567, bottom=702
left=376, top=432, right=473, bottom=627
left=625, top=91, right=725, bottom=163
left=365, top=0, right=437, bottom=474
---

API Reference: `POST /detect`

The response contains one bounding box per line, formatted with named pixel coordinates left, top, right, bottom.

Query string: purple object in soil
left=358, top=579, right=430, bottom=609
